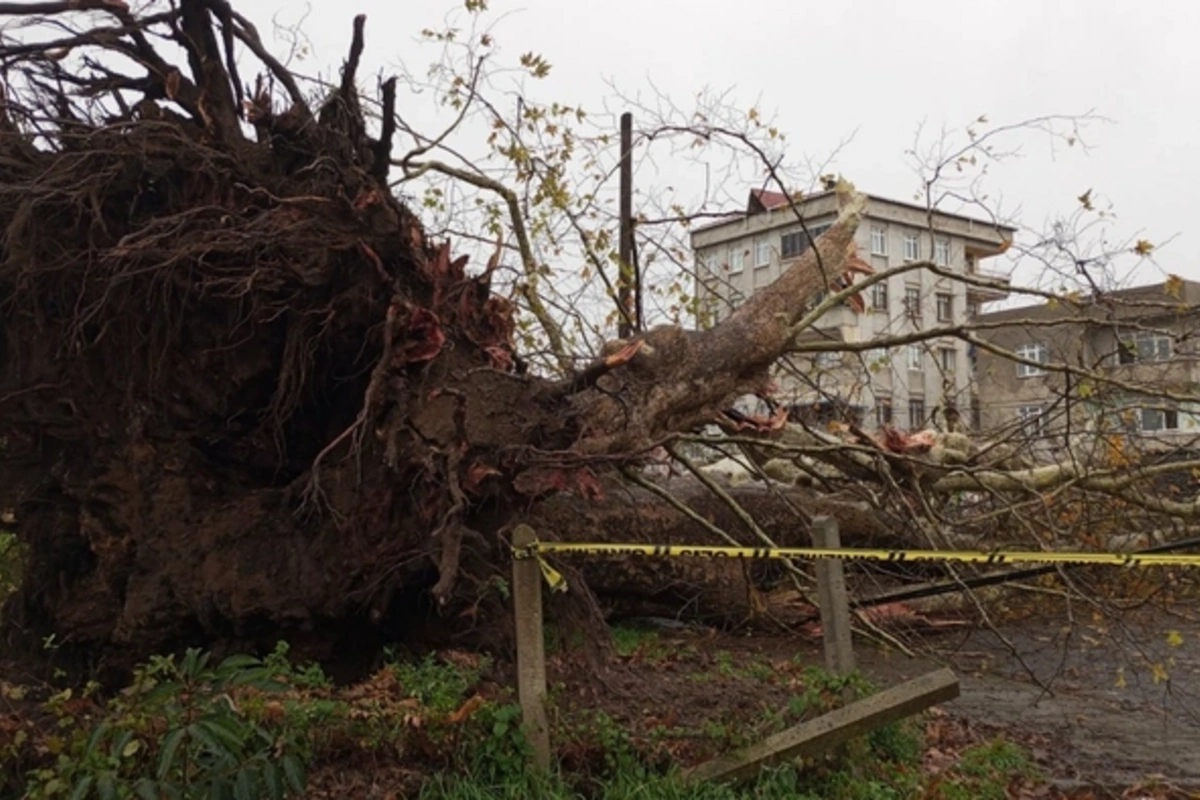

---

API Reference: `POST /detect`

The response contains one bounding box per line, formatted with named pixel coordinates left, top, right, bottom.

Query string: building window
left=755, top=239, right=771, bottom=268
left=1018, top=405, right=1046, bottom=437
left=904, top=287, right=922, bottom=323
left=907, top=345, right=924, bottom=371
left=966, top=300, right=979, bottom=319
left=870, top=227, right=887, bottom=256
left=971, top=398, right=981, bottom=429
left=903, top=233, right=920, bottom=262
left=875, top=397, right=893, bottom=426
left=940, top=347, right=956, bottom=373
left=871, top=282, right=888, bottom=311
left=1016, top=343, right=1049, bottom=377
left=935, top=292, right=953, bottom=323
left=934, top=239, right=950, bottom=267
left=780, top=231, right=806, bottom=259
left=1139, top=407, right=1179, bottom=432
left=814, top=351, right=840, bottom=369
left=1118, top=331, right=1172, bottom=364
left=865, top=348, right=889, bottom=371
left=729, top=247, right=745, bottom=274
left=908, top=398, right=925, bottom=429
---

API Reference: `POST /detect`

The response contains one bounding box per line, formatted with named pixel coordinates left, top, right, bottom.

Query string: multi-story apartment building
left=972, top=279, right=1200, bottom=450
left=689, top=186, right=1015, bottom=430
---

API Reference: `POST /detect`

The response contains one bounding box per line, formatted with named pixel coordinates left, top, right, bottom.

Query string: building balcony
left=965, top=256, right=1010, bottom=303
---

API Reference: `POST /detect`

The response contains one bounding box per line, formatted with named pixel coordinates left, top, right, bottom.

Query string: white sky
left=209, top=1, right=1200, bottom=291
left=231, top=0, right=1199, bottom=292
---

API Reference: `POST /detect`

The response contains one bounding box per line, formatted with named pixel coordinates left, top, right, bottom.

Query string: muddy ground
left=905, top=610, right=1200, bottom=791
left=559, top=602, right=1200, bottom=795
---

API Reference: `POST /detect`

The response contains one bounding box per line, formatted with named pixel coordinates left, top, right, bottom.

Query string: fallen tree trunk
left=529, top=477, right=909, bottom=625
left=0, top=1, right=872, bottom=673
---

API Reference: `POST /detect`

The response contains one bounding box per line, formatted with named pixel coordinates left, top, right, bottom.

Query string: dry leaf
left=447, top=694, right=484, bottom=724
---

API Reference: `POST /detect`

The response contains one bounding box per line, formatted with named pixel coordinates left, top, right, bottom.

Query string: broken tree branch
left=372, top=76, right=397, bottom=183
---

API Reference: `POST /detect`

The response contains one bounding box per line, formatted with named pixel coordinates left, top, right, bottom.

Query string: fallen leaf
left=440, top=650, right=482, bottom=671
left=1150, top=662, right=1169, bottom=685
left=447, top=695, right=484, bottom=724
left=602, top=339, right=644, bottom=368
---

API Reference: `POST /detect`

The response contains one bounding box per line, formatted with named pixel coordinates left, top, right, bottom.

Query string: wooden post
left=617, top=111, right=635, bottom=338
left=683, top=668, right=960, bottom=785
left=812, top=515, right=855, bottom=676
left=511, top=524, right=551, bottom=769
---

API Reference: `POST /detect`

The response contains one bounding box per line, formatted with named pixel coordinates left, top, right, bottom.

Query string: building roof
left=747, top=188, right=791, bottom=213
left=692, top=187, right=1019, bottom=236
left=974, top=278, right=1200, bottom=324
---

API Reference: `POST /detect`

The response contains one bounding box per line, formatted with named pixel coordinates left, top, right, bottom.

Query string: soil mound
left=0, top=4, right=538, bottom=674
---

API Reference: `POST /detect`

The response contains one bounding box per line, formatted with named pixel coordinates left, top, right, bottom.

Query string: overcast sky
left=236, top=0, right=1198, bottom=292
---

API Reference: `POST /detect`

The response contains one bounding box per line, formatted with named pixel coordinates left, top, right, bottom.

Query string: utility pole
left=617, top=112, right=636, bottom=339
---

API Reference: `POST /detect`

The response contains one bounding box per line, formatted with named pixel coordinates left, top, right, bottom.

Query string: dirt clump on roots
left=0, top=3, right=880, bottom=683
left=0, top=5, right=575, bottom=679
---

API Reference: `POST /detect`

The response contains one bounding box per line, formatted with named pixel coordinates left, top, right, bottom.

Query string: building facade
left=689, top=187, right=1015, bottom=430
left=972, top=279, right=1200, bottom=452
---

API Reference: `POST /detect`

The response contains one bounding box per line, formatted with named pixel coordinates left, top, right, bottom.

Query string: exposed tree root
left=0, top=1, right=940, bottom=677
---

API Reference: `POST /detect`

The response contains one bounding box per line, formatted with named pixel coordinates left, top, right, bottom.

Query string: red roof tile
left=748, top=188, right=791, bottom=213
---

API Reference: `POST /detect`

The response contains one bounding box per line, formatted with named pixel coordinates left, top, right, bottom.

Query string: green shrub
left=0, top=530, right=22, bottom=616
left=5, top=639, right=1044, bottom=800
left=24, top=649, right=307, bottom=800
left=418, top=701, right=564, bottom=799
left=262, top=642, right=330, bottom=691
left=389, top=652, right=488, bottom=716
left=933, top=736, right=1039, bottom=800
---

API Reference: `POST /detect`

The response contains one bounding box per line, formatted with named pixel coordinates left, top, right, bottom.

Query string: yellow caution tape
left=512, top=541, right=1200, bottom=569
left=535, top=553, right=569, bottom=593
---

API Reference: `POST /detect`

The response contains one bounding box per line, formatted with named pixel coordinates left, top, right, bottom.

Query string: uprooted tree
left=1, top=1, right=1195, bottom=675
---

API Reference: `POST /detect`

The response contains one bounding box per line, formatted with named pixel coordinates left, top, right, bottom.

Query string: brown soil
left=535, top=605, right=1200, bottom=796
left=910, top=610, right=1200, bottom=791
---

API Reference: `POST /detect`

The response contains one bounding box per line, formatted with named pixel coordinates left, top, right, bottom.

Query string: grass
left=389, top=650, right=487, bottom=715
left=414, top=648, right=1042, bottom=800
left=0, top=609, right=1047, bottom=799
left=930, top=736, right=1038, bottom=800
left=610, top=625, right=682, bottom=665
left=418, top=725, right=1037, bottom=800
left=0, top=530, right=21, bottom=620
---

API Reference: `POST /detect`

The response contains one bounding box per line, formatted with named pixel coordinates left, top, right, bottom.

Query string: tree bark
left=529, top=477, right=908, bottom=626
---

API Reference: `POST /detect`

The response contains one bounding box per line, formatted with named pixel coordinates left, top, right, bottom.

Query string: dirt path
left=851, top=610, right=1200, bottom=790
